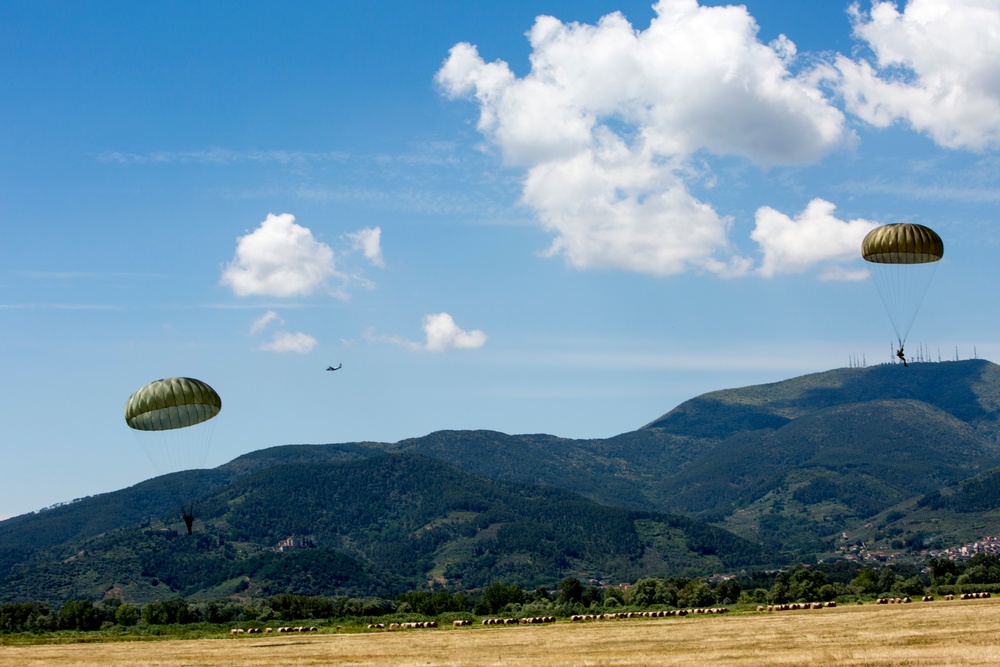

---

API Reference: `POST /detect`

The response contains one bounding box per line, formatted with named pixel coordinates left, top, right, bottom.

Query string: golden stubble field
left=2, top=599, right=998, bottom=667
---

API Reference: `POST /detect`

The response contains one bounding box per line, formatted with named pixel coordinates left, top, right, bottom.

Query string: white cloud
left=834, top=0, right=1000, bottom=151
left=345, top=226, right=385, bottom=268
left=750, top=199, right=878, bottom=279
left=249, top=309, right=316, bottom=354
left=249, top=310, right=284, bottom=334
left=524, top=140, right=752, bottom=276
left=423, top=313, right=487, bottom=351
left=221, top=213, right=340, bottom=298
left=437, top=0, right=847, bottom=276
left=259, top=331, right=318, bottom=354
left=368, top=313, right=487, bottom=352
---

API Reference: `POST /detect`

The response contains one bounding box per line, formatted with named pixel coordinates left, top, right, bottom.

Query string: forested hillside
left=0, top=454, right=775, bottom=604
left=392, top=360, right=1000, bottom=554
left=4, top=359, right=1000, bottom=605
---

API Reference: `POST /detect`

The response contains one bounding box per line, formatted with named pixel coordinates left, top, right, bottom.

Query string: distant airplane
left=326, top=364, right=342, bottom=371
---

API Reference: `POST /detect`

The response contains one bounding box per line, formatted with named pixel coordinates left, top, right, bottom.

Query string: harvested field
left=2, top=598, right=998, bottom=666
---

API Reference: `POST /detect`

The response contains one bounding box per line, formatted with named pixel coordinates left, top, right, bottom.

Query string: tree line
left=4, top=556, right=1000, bottom=634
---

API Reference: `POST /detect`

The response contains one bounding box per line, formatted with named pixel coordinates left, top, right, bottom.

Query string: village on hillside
left=838, top=535, right=1000, bottom=564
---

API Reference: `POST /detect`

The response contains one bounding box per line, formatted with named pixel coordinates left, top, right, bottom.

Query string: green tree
left=658, top=581, right=679, bottom=608
left=581, top=585, right=603, bottom=608
left=851, top=569, right=879, bottom=596
left=398, top=591, right=470, bottom=616
left=115, top=604, right=140, bottom=627
left=557, top=577, right=583, bottom=605
left=603, top=587, right=626, bottom=607
left=58, top=600, right=100, bottom=631
left=877, top=569, right=900, bottom=596
left=142, top=598, right=193, bottom=625
left=477, top=583, right=525, bottom=615
left=894, top=575, right=927, bottom=597
left=677, top=579, right=715, bottom=608
left=631, top=578, right=662, bottom=608
left=958, top=554, right=1000, bottom=585
left=787, top=568, right=828, bottom=602
left=531, top=586, right=551, bottom=602
left=714, top=578, right=741, bottom=604
left=928, top=558, right=959, bottom=586
left=768, top=580, right=790, bottom=604
left=96, top=598, right=121, bottom=625
left=0, top=602, right=52, bottom=633
left=631, top=578, right=678, bottom=608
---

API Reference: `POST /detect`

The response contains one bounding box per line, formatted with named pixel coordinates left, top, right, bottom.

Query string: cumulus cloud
left=423, top=313, right=487, bottom=351
left=249, top=310, right=284, bottom=334
left=249, top=310, right=316, bottom=354
left=368, top=313, right=487, bottom=351
left=750, top=199, right=878, bottom=280
left=834, top=0, right=1000, bottom=151
left=345, top=226, right=385, bottom=268
left=259, top=331, right=318, bottom=354
left=221, top=213, right=340, bottom=297
left=437, top=0, right=847, bottom=276
left=524, top=143, right=752, bottom=276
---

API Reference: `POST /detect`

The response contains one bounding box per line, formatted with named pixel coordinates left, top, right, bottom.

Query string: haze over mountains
left=3, top=359, right=999, bottom=604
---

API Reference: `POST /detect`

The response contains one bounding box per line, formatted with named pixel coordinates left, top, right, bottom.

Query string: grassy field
left=1, top=599, right=998, bottom=666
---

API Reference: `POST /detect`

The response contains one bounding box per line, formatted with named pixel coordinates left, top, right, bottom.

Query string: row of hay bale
left=231, top=626, right=317, bottom=635
left=297, top=592, right=995, bottom=636
left=758, top=602, right=837, bottom=612
left=876, top=592, right=991, bottom=604
left=366, top=621, right=440, bottom=630
left=573, top=608, right=728, bottom=621
left=397, top=621, right=438, bottom=629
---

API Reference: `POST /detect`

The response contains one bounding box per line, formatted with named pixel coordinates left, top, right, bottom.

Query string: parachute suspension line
left=124, top=377, right=222, bottom=528
left=861, top=222, right=943, bottom=348
left=129, top=417, right=216, bottom=478
left=130, top=428, right=185, bottom=508
left=866, top=257, right=938, bottom=346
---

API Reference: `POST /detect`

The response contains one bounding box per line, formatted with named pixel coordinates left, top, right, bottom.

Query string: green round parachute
left=861, top=223, right=943, bottom=348
left=861, top=223, right=944, bottom=265
left=125, top=377, right=221, bottom=534
left=125, top=377, right=222, bottom=431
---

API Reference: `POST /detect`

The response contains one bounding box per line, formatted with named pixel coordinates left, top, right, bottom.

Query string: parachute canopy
left=125, top=377, right=221, bottom=432
left=861, top=223, right=943, bottom=265
left=861, top=223, right=943, bottom=347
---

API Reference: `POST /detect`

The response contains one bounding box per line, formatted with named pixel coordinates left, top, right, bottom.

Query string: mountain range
left=3, top=358, right=999, bottom=604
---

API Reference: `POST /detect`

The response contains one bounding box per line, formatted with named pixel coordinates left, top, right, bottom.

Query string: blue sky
left=3, top=0, right=999, bottom=520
